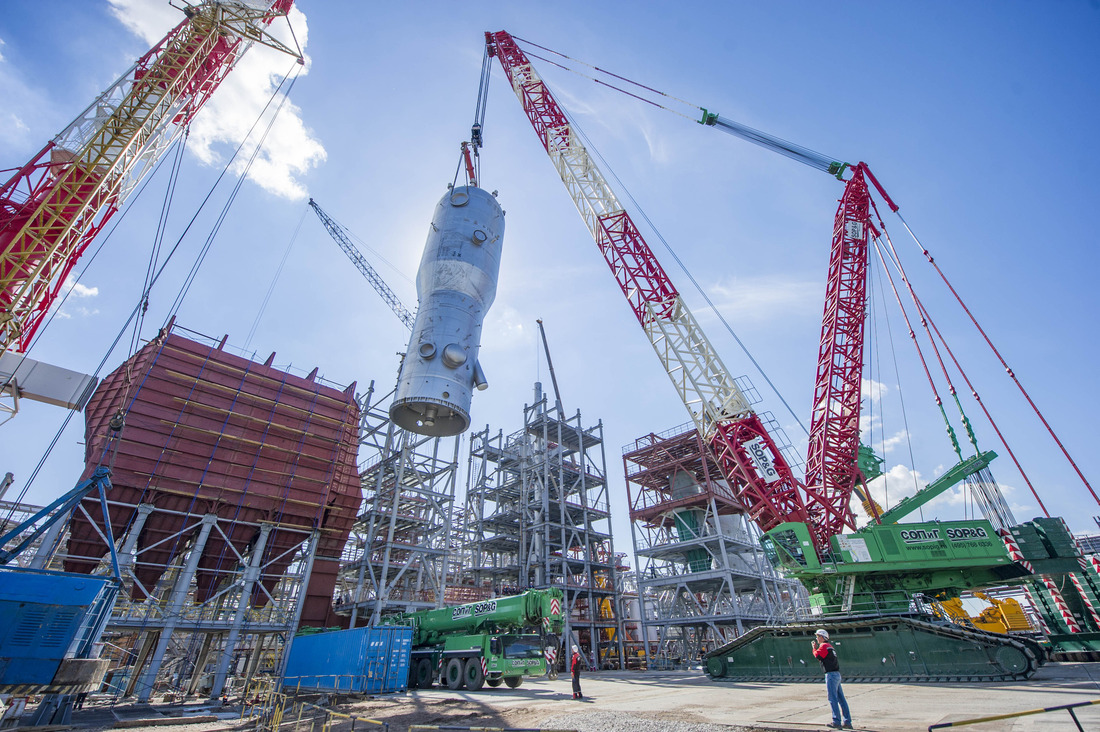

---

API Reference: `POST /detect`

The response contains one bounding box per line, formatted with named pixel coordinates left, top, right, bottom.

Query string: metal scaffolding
left=462, top=384, right=626, bottom=670
left=624, top=422, right=805, bottom=669
left=336, top=384, right=459, bottom=624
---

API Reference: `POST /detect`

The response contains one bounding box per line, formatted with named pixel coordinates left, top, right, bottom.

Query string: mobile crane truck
left=382, top=588, right=564, bottom=691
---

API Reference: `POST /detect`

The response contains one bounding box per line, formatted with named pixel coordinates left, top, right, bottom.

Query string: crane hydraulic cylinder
left=390, top=185, right=504, bottom=436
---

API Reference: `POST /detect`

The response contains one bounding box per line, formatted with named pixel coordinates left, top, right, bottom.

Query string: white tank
left=390, top=186, right=504, bottom=436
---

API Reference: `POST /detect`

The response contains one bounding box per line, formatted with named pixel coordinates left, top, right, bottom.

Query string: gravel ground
left=538, top=708, right=753, bottom=731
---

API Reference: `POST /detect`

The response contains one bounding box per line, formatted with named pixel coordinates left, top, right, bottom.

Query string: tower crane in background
left=308, top=199, right=416, bottom=330
left=0, top=0, right=301, bottom=354
left=484, top=30, right=1100, bottom=681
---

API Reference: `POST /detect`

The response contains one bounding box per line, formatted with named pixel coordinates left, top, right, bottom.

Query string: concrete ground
left=389, top=662, right=1100, bottom=731
left=48, top=662, right=1100, bottom=732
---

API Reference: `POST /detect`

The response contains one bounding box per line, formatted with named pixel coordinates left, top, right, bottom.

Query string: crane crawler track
left=704, top=616, right=1045, bottom=683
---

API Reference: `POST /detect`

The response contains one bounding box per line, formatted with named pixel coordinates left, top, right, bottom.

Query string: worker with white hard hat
left=811, top=629, right=852, bottom=729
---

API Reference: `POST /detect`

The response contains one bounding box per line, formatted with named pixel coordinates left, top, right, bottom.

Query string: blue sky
left=2, top=0, right=1099, bottom=561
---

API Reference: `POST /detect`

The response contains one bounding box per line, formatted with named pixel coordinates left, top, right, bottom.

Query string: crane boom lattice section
left=487, top=31, right=748, bottom=436
left=486, top=30, right=814, bottom=534
left=0, top=1, right=296, bottom=352
left=803, top=168, right=870, bottom=544
left=309, top=200, right=416, bottom=330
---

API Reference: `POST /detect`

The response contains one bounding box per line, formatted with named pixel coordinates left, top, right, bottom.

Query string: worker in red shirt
left=811, top=629, right=852, bottom=729
left=570, top=644, right=584, bottom=699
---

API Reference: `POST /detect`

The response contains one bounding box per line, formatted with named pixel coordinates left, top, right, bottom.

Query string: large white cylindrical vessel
left=390, top=186, right=504, bottom=436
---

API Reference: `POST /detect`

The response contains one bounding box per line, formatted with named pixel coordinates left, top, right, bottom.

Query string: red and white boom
left=0, top=1, right=298, bottom=353
left=485, top=30, right=815, bottom=540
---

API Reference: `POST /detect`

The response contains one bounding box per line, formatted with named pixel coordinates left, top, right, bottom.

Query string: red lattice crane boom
left=0, top=0, right=299, bottom=353
left=485, top=30, right=815, bottom=538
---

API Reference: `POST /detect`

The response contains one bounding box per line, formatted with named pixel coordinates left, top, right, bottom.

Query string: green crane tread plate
left=703, top=616, right=1045, bottom=683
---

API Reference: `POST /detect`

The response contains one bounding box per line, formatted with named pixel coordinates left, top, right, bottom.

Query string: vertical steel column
left=373, top=434, right=408, bottom=623
left=28, top=508, right=75, bottom=569
left=210, top=522, right=273, bottom=698
left=117, top=503, right=155, bottom=576
left=135, top=513, right=218, bottom=701
left=275, top=530, right=320, bottom=683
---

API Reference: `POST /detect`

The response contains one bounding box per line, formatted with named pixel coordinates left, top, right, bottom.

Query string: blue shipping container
left=283, top=625, right=411, bottom=694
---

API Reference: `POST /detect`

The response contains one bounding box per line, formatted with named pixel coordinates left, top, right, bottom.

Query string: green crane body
left=704, top=457, right=1100, bottom=682
left=382, top=588, right=564, bottom=691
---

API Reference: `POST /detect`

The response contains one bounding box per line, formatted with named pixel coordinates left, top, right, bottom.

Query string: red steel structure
left=0, top=1, right=296, bottom=353
left=802, top=166, right=872, bottom=545
left=64, top=323, right=360, bottom=627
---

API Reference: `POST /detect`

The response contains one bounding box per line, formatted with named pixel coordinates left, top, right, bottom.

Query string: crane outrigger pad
left=704, top=616, right=1046, bottom=683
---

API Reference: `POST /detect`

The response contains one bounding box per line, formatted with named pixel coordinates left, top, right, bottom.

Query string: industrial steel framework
left=55, top=504, right=319, bottom=701
left=625, top=423, right=805, bottom=668
left=336, top=384, right=459, bottom=625
left=463, top=386, right=626, bottom=670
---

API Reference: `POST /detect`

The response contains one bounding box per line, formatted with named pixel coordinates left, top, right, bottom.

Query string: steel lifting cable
left=6, top=61, right=306, bottom=598
left=166, top=65, right=303, bottom=321
left=868, top=235, right=923, bottom=511
left=513, top=35, right=699, bottom=122
left=894, top=211, right=1098, bottom=507
left=866, top=198, right=967, bottom=464
left=244, top=205, right=308, bottom=352
left=873, top=227, right=1050, bottom=517
left=558, top=102, right=810, bottom=438
left=511, top=35, right=847, bottom=175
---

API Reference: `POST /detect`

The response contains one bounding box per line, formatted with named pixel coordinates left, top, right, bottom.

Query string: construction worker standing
left=811, top=629, right=852, bottom=729
left=570, top=644, right=584, bottom=699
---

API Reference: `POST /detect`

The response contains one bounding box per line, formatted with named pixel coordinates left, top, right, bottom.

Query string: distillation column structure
left=463, top=384, right=626, bottom=670
left=624, top=421, right=806, bottom=669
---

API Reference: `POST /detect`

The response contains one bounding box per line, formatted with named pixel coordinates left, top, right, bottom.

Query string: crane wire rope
left=511, top=35, right=1094, bottom=515
left=511, top=35, right=845, bottom=175
left=874, top=226, right=1050, bottom=517
left=868, top=235, right=923, bottom=515
left=3, top=60, right=302, bottom=537
left=893, top=211, right=1097, bottom=507
left=164, top=64, right=303, bottom=322
left=557, top=101, right=810, bottom=438
left=244, top=204, right=308, bottom=352
left=0, top=131, right=193, bottom=517
left=87, top=59, right=312, bottom=671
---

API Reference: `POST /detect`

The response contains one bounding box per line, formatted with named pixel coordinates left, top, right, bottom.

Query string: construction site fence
left=927, top=698, right=1099, bottom=731
left=247, top=696, right=390, bottom=732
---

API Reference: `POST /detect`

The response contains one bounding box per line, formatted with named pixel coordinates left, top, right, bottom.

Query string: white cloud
left=62, top=276, right=99, bottom=299
left=0, top=36, right=6, bottom=63
left=706, top=274, right=820, bottom=323
left=878, top=429, right=908, bottom=454
left=106, top=0, right=324, bottom=201
left=484, top=305, right=532, bottom=351
left=861, top=377, right=888, bottom=404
